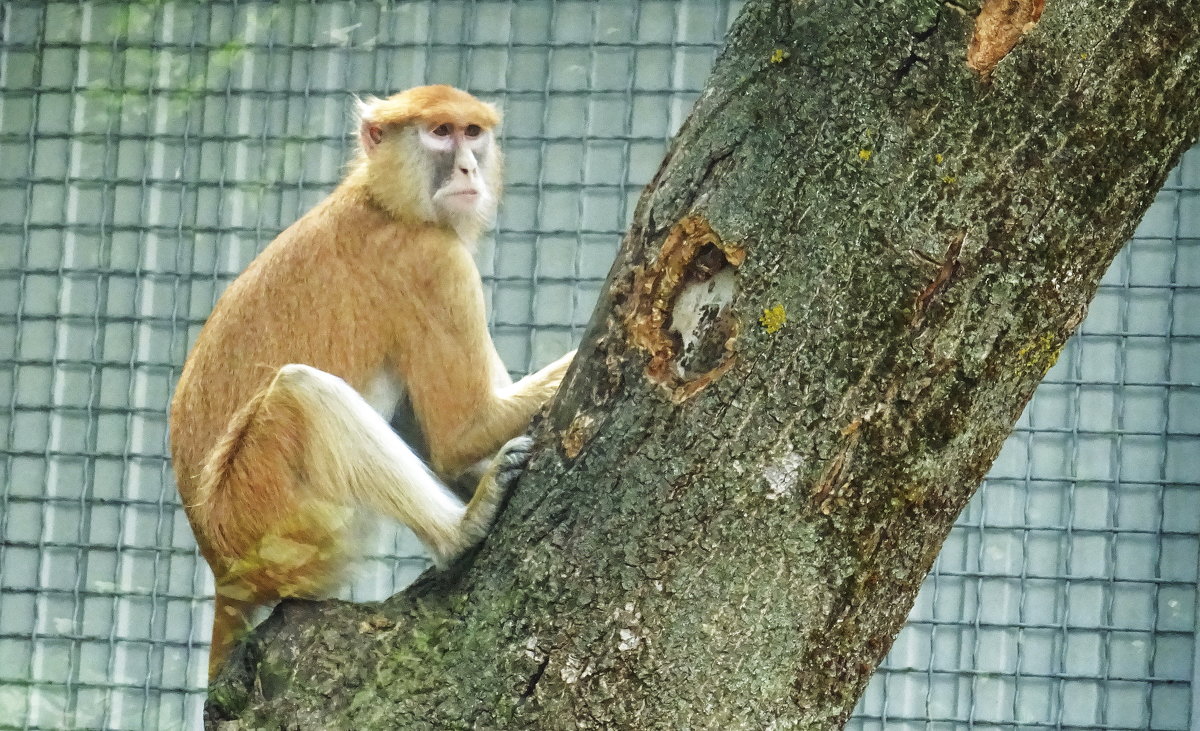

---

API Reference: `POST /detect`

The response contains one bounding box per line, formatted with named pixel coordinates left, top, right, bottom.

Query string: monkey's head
left=356, top=85, right=503, bottom=238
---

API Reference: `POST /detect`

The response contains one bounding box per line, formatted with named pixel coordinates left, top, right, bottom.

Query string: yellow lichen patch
left=769, top=48, right=790, bottom=64
left=358, top=614, right=396, bottom=634
left=934, top=153, right=944, bottom=165
left=858, top=149, right=872, bottom=162
left=1017, top=332, right=1062, bottom=375
left=760, top=304, right=786, bottom=334
left=1044, top=349, right=1062, bottom=373
left=966, top=0, right=1046, bottom=77
left=942, top=175, right=957, bottom=184
left=902, top=483, right=928, bottom=506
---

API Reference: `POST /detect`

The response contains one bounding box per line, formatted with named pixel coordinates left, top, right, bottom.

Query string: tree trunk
left=207, top=1, right=1200, bottom=728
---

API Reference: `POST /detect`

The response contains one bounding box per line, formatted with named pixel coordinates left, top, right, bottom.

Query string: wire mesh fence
left=0, top=2, right=1195, bottom=729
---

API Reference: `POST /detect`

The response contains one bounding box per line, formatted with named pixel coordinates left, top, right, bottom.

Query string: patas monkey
left=169, top=85, right=574, bottom=678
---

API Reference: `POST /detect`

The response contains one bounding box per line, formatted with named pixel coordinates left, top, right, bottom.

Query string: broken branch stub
left=967, top=0, right=1046, bottom=76
left=623, top=215, right=746, bottom=403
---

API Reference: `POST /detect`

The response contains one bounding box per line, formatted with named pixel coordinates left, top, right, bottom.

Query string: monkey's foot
left=457, top=436, right=535, bottom=548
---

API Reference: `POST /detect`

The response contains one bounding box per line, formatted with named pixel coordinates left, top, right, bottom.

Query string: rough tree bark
left=208, top=0, right=1200, bottom=728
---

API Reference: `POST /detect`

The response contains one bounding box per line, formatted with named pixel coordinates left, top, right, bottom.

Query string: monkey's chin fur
left=437, top=193, right=497, bottom=242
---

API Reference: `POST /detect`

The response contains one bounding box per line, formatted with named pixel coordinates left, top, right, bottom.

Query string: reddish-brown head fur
left=359, top=84, right=501, bottom=131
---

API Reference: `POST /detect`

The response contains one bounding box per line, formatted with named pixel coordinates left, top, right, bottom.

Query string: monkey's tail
left=208, top=593, right=253, bottom=681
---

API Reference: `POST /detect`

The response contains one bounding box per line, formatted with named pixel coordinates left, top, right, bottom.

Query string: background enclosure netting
left=0, top=2, right=1197, bottom=729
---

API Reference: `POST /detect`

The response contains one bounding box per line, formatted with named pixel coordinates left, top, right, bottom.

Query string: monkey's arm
left=488, top=342, right=514, bottom=389
left=429, top=349, right=574, bottom=477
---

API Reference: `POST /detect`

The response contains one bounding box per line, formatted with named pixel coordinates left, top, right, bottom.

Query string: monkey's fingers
left=493, top=435, right=534, bottom=492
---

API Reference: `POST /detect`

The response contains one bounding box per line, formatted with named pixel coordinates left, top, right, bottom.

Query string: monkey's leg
left=194, top=368, right=368, bottom=678
left=259, top=364, right=520, bottom=565
left=196, top=364, right=513, bottom=676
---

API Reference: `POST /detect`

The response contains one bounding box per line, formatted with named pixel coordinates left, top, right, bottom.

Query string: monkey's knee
left=270, top=363, right=367, bottom=415
left=273, top=362, right=347, bottom=392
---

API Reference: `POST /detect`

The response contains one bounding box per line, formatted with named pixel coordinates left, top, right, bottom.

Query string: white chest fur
left=360, top=366, right=405, bottom=421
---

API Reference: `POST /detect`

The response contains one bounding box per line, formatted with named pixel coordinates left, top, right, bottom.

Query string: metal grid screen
left=0, top=2, right=1196, bottom=729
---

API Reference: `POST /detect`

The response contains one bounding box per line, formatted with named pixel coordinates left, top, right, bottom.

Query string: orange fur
left=169, top=86, right=573, bottom=679
left=360, top=84, right=501, bottom=130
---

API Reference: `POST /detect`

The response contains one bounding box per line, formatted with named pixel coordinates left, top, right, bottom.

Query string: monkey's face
left=418, top=122, right=499, bottom=227
left=358, top=86, right=505, bottom=236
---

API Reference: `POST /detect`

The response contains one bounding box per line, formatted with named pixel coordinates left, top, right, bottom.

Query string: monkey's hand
left=490, top=435, right=535, bottom=494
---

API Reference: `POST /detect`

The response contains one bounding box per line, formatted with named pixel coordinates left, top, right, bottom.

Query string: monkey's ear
left=360, top=120, right=386, bottom=155
left=355, top=96, right=385, bottom=155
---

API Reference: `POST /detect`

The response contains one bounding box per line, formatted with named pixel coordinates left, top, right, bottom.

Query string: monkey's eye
left=465, top=124, right=483, bottom=138
left=432, top=124, right=452, bottom=137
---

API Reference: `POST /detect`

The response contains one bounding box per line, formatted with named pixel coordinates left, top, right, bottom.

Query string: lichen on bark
left=207, top=0, right=1200, bottom=728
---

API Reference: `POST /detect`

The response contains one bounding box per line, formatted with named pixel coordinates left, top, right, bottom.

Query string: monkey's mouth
left=446, top=189, right=479, bottom=198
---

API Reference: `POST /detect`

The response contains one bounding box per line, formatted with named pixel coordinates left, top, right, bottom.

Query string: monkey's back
left=169, top=189, right=400, bottom=506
